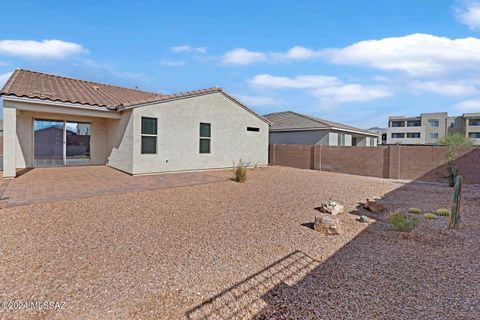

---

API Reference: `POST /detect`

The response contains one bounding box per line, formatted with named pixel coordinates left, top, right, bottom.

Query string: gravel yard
left=0, top=166, right=478, bottom=319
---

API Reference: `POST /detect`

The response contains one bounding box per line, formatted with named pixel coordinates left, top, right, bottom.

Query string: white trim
left=2, top=96, right=116, bottom=112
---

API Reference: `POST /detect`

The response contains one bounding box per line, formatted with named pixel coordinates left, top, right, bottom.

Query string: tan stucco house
left=265, top=111, right=380, bottom=146
left=1, top=69, right=269, bottom=178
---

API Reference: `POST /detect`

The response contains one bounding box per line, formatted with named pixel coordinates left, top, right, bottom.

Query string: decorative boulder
left=314, top=214, right=341, bottom=235
left=317, top=200, right=344, bottom=215
left=364, top=198, right=385, bottom=213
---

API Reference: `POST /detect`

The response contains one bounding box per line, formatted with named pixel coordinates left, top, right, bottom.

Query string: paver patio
left=0, top=166, right=227, bottom=207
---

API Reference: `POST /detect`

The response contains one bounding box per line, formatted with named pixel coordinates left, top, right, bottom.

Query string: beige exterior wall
left=105, top=111, right=134, bottom=173
left=129, top=92, right=269, bottom=175
left=269, top=130, right=330, bottom=145
left=269, top=129, right=376, bottom=147
left=2, top=93, right=269, bottom=177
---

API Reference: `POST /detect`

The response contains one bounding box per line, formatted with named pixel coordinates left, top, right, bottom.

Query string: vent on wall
left=247, top=127, right=260, bottom=132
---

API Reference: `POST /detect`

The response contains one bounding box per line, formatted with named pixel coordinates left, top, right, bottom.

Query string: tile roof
left=0, top=69, right=161, bottom=109
left=116, top=87, right=223, bottom=109
left=263, top=111, right=378, bottom=136
left=0, top=69, right=270, bottom=124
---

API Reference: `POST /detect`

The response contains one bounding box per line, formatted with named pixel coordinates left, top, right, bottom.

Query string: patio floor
left=0, top=166, right=228, bottom=207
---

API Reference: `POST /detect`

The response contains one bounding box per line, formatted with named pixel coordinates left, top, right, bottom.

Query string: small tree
left=437, top=133, right=474, bottom=187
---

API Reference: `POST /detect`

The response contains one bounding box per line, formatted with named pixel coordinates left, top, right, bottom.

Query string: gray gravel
left=0, top=166, right=478, bottom=319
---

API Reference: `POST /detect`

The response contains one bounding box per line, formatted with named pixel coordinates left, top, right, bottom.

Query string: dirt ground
left=0, top=166, right=478, bottom=319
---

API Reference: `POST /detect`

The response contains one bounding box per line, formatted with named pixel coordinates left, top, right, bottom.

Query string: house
left=387, top=112, right=480, bottom=145
left=264, top=111, right=379, bottom=146
left=367, top=127, right=387, bottom=145
left=1, top=69, right=269, bottom=178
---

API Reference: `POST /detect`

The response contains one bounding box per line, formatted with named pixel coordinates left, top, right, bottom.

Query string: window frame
left=428, top=119, right=439, bottom=127
left=337, top=133, right=346, bottom=146
left=428, top=132, right=439, bottom=140
left=469, top=119, right=480, bottom=126
left=406, top=120, right=421, bottom=127
left=391, top=133, right=405, bottom=139
left=390, top=121, right=405, bottom=128
left=406, top=132, right=421, bottom=139
left=199, top=122, right=211, bottom=154
left=141, top=117, right=158, bottom=154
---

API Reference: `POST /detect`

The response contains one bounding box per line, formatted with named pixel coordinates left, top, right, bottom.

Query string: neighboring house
left=1, top=69, right=269, bottom=178
left=367, top=127, right=387, bottom=145
left=264, top=111, right=379, bottom=146
left=387, top=112, right=480, bottom=145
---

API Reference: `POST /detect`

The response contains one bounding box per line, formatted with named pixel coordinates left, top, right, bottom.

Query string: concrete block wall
left=269, top=144, right=480, bottom=184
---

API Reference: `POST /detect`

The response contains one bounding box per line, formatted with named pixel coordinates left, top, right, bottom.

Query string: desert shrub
left=388, top=212, right=420, bottom=232
left=436, top=208, right=450, bottom=216
left=424, top=213, right=439, bottom=220
left=438, top=133, right=474, bottom=187
left=233, top=159, right=249, bottom=183
left=408, top=207, right=421, bottom=214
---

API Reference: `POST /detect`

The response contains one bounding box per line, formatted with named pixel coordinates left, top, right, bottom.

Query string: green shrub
left=424, top=213, right=439, bottom=220
left=408, top=207, right=421, bottom=214
left=388, top=212, right=420, bottom=232
left=436, top=208, right=450, bottom=216
left=233, top=159, right=249, bottom=183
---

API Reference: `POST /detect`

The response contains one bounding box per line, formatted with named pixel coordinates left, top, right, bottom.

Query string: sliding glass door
left=66, top=122, right=91, bottom=165
left=34, top=119, right=65, bottom=167
left=33, top=119, right=91, bottom=167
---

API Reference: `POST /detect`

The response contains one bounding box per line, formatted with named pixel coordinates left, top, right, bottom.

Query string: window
left=406, top=132, right=421, bottom=138
left=429, top=132, right=439, bottom=140
left=428, top=119, right=439, bottom=127
left=199, top=123, right=211, bottom=153
left=469, top=132, right=480, bottom=139
left=407, top=120, right=421, bottom=127
left=337, top=133, right=346, bottom=146
left=247, top=127, right=260, bottom=132
left=391, top=133, right=405, bottom=138
left=390, top=121, right=405, bottom=127
left=141, top=117, right=157, bottom=154
left=469, top=119, right=480, bottom=126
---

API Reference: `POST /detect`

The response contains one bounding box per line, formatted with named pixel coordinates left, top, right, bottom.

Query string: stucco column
left=3, top=106, right=17, bottom=178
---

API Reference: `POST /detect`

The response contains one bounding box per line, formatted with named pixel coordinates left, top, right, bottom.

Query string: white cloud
left=170, top=45, right=207, bottom=53
left=221, top=48, right=267, bottom=65
left=234, top=94, right=283, bottom=107
left=0, top=71, right=13, bottom=87
left=221, top=46, right=322, bottom=65
left=0, top=39, right=87, bottom=59
left=249, top=74, right=391, bottom=106
left=160, top=60, right=185, bottom=67
left=409, top=81, right=479, bottom=96
left=312, top=84, right=392, bottom=105
left=225, top=34, right=480, bottom=75
left=322, top=33, right=480, bottom=76
left=456, top=1, right=480, bottom=30
left=249, top=74, right=339, bottom=89
left=453, top=98, right=480, bottom=110
left=275, top=46, right=322, bottom=60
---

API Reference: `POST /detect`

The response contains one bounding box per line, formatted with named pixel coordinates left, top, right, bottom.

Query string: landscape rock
left=314, top=214, right=342, bottom=235
left=317, top=200, right=344, bottom=215
left=364, top=198, right=385, bottom=213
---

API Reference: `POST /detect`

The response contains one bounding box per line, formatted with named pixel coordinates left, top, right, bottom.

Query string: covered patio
left=0, top=166, right=227, bottom=207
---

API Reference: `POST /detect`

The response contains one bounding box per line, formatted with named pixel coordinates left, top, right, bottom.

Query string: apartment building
left=387, top=112, right=480, bottom=145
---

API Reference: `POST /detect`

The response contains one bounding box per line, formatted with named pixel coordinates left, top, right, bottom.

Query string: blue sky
left=2, top=0, right=480, bottom=128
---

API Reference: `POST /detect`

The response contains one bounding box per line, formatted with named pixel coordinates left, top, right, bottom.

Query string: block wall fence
left=268, top=144, right=480, bottom=184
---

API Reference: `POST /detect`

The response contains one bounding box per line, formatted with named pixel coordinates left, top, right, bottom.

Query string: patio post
left=3, top=106, right=17, bottom=178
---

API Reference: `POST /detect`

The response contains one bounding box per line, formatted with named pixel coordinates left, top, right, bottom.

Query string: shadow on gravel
left=186, top=177, right=480, bottom=320
left=186, top=251, right=320, bottom=320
